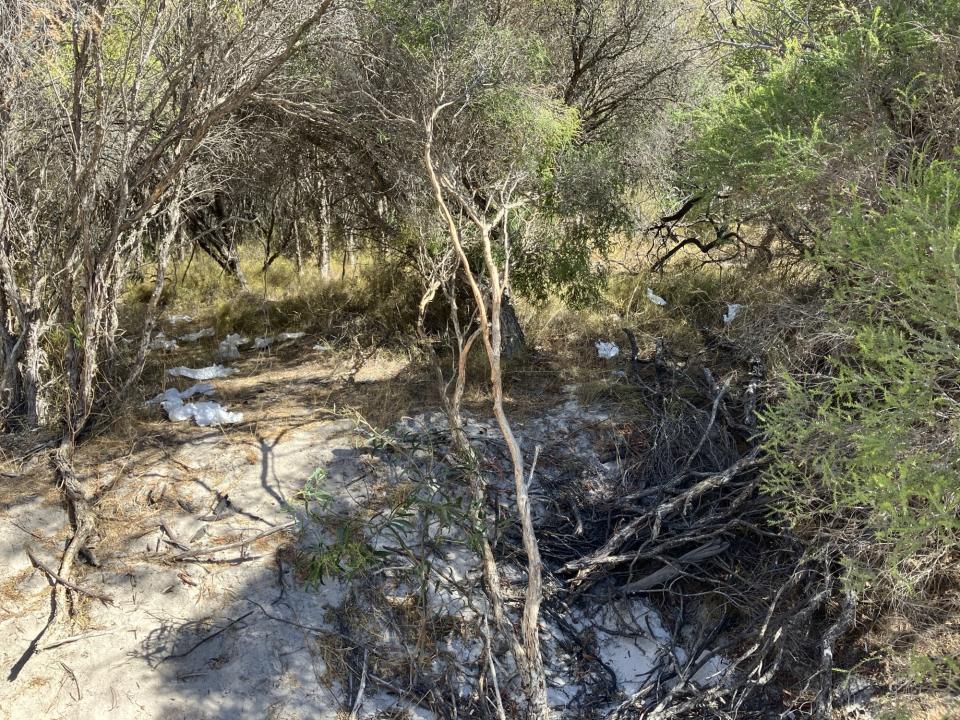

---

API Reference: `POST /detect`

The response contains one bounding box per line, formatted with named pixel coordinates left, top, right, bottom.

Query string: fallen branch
left=173, top=520, right=296, bottom=560
left=652, top=449, right=759, bottom=539
left=40, top=629, right=115, bottom=651
left=564, top=452, right=762, bottom=580
left=619, top=540, right=730, bottom=593
left=8, top=440, right=95, bottom=681
left=26, top=548, right=113, bottom=604
left=814, top=588, right=857, bottom=718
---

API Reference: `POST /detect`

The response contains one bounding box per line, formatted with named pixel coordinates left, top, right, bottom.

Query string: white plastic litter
left=162, top=398, right=243, bottom=426
left=167, top=365, right=237, bottom=380
left=646, top=287, right=667, bottom=306
left=723, top=303, right=744, bottom=326
left=148, top=383, right=215, bottom=405
left=312, top=343, right=331, bottom=352
left=253, top=332, right=304, bottom=350
left=178, top=328, right=214, bottom=343
left=150, top=332, right=179, bottom=351
left=218, top=333, right=249, bottom=360
left=595, top=341, right=620, bottom=359
left=166, top=314, right=193, bottom=324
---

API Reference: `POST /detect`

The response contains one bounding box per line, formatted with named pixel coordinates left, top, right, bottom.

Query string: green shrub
left=762, top=161, right=960, bottom=593
left=684, top=1, right=960, bottom=230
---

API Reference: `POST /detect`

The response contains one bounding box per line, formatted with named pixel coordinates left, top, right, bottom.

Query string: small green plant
left=298, top=428, right=479, bottom=588
left=304, top=521, right=388, bottom=585
left=299, top=466, right=334, bottom=511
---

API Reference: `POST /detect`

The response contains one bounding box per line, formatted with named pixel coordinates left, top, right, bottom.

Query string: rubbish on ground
left=150, top=332, right=179, bottom=351
left=166, top=314, right=193, bottom=324
left=312, top=342, right=331, bottom=351
left=254, top=332, right=305, bottom=350
left=723, top=303, right=743, bottom=326
left=218, top=333, right=249, bottom=360
left=167, top=365, right=237, bottom=380
left=595, top=341, right=620, bottom=359
left=148, top=383, right=215, bottom=405
left=161, top=398, right=243, bottom=426
left=646, top=287, right=667, bottom=306
left=178, top=328, right=215, bottom=343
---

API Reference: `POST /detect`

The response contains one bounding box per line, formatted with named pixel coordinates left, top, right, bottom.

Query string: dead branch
left=25, top=548, right=113, bottom=605
left=173, top=520, right=297, bottom=560
left=814, top=589, right=857, bottom=718
left=619, top=540, right=731, bottom=593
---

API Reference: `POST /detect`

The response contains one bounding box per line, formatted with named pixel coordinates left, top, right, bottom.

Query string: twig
left=348, top=648, right=369, bottom=719
left=681, top=375, right=731, bottom=473
left=164, top=611, right=255, bottom=661
left=41, top=629, right=115, bottom=651
left=482, top=613, right=508, bottom=720
left=59, top=661, right=80, bottom=701
left=173, top=520, right=296, bottom=560
left=159, top=522, right=190, bottom=551
left=26, top=548, right=113, bottom=604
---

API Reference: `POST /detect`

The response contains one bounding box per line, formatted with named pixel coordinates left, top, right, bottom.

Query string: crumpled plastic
left=148, top=383, right=215, bottom=405
left=646, top=288, right=667, bottom=306
left=178, top=328, right=215, bottom=343
left=162, top=398, right=244, bottom=426
left=255, top=332, right=305, bottom=350
left=150, top=332, right=179, bottom=351
left=218, top=333, right=249, bottom=360
left=167, top=365, right=237, bottom=380
left=723, top=303, right=743, bottom=326
left=595, top=341, right=620, bottom=359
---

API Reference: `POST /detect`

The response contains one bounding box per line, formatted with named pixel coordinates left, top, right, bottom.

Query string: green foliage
left=477, top=85, right=580, bottom=180
left=511, top=141, right=633, bottom=307
left=303, top=522, right=387, bottom=585
left=907, top=652, right=960, bottom=692
left=299, top=429, right=481, bottom=587
left=685, top=1, right=960, bottom=225
left=762, top=161, right=960, bottom=590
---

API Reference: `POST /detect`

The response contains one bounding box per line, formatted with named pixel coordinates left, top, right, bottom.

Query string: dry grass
left=127, top=248, right=423, bottom=344
left=526, top=261, right=815, bottom=355
left=876, top=697, right=960, bottom=720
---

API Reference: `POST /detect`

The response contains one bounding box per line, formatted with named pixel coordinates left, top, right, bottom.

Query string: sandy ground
left=0, top=337, right=729, bottom=720
left=0, top=346, right=419, bottom=720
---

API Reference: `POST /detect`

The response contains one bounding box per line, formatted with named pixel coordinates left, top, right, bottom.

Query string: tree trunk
left=346, top=226, right=357, bottom=275
left=499, top=290, right=525, bottom=358
left=22, top=319, right=46, bottom=427
left=318, top=188, right=331, bottom=279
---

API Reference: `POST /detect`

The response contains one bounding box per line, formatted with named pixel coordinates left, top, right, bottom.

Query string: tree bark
left=499, top=289, right=526, bottom=358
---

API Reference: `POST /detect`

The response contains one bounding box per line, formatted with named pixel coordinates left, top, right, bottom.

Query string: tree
left=1, top=0, right=336, bottom=663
